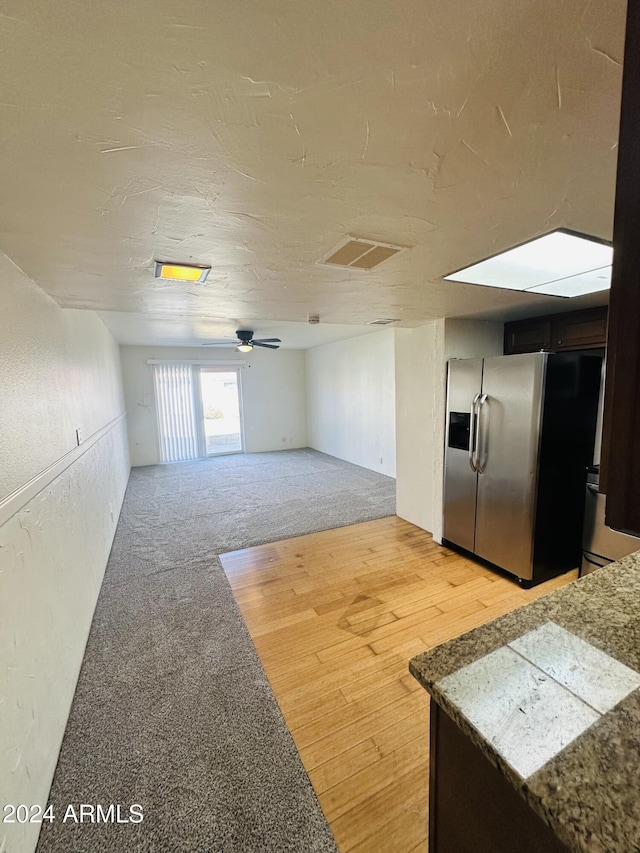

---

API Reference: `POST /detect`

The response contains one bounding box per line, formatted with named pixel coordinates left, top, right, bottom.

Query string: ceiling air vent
left=367, top=318, right=399, bottom=326
left=318, top=237, right=404, bottom=271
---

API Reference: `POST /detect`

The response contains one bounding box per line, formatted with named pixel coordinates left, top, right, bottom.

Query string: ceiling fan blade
left=252, top=341, right=280, bottom=349
left=201, top=341, right=237, bottom=346
left=253, top=338, right=281, bottom=343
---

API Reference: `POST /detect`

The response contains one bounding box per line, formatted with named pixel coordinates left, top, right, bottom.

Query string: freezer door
left=474, top=353, right=546, bottom=580
left=443, top=358, right=483, bottom=552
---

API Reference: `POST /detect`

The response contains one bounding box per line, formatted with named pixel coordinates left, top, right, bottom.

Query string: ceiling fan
left=202, top=330, right=281, bottom=352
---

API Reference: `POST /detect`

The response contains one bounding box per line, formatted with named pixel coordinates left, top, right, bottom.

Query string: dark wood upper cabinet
left=600, top=2, right=640, bottom=535
left=504, top=317, right=552, bottom=354
left=504, top=306, right=607, bottom=355
left=550, top=308, right=608, bottom=351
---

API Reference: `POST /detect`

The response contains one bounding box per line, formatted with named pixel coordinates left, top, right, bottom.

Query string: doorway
left=199, top=369, right=244, bottom=456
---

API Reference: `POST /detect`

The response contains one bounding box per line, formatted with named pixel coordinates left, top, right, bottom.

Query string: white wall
left=0, top=253, right=129, bottom=853
left=305, top=329, right=396, bottom=478
left=395, top=319, right=503, bottom=540
left=395, top=320, right=444, bottom=532
left=121, top=345, right=308, bottom=466
left=1, top=280, right=125, bottom=500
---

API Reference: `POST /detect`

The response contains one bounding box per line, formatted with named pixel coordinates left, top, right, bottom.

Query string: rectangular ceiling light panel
left=155, top=261, right=211, bottom=283
left=527, top=267, right=611, bottom=298
left=444, top=229, right=613, bottom=298
left=319, top=237, right=403, bottom=270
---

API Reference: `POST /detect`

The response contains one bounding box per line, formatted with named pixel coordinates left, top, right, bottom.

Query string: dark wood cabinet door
left=600, top=1, right=640, bottom=534
left=503, top=318, right=551, bottom=354
left=551, top=307, right=608, bottom=350
left=504, top=307, right=607, bottom=355
left=429, top=701, right=571, bottom=853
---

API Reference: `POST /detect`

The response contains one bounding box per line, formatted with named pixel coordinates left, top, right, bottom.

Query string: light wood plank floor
left=220, top=516, right=576, bottom=853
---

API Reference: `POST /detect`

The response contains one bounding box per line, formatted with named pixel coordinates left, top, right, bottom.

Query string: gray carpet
left=37, top=449, right=396, bottom=853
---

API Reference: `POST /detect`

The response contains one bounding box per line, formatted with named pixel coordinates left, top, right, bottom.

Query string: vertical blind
left=153, top=363, right=200, bottom=462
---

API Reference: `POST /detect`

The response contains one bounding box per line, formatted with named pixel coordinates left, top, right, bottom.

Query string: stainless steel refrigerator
left=443, top=352, right=602, bottom=586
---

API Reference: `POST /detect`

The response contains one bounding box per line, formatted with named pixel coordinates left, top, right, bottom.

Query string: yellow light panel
left=155, top=262, right=210, bottom=283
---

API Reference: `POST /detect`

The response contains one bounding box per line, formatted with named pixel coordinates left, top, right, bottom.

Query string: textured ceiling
left=0, top=0, right=626, bottom=348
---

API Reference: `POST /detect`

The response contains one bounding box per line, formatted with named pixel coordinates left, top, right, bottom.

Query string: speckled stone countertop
left=409, top=552, right=640, bottom=853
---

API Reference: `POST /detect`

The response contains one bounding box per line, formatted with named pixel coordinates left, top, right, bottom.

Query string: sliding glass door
left=153, top=363, right=244, bottom=463
left=198, top=369, right=244, bottom=456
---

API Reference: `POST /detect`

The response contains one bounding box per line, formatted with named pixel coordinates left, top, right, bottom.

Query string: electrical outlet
left=76, top=428, right=83, bottom=446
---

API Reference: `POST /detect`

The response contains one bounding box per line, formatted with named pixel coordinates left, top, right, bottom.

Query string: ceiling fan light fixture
left=154, top=261, right=211, bottom=283
left=202, top=330, right=281, bottom=350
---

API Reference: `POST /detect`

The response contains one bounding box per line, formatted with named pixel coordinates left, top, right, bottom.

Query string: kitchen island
left=409, top=551, right=640, bottom=853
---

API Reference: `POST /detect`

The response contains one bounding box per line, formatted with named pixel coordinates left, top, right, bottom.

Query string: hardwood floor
left=220, top=516, right=576, bottom=853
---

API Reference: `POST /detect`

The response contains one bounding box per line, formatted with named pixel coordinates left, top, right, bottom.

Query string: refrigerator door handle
left=468, top=393, right=481, bottom=472
left=476, top=393, right=488, bottom=474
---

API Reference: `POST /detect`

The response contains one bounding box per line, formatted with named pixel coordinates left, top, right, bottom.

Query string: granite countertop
left=409, top=552, right=640, bottom=853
